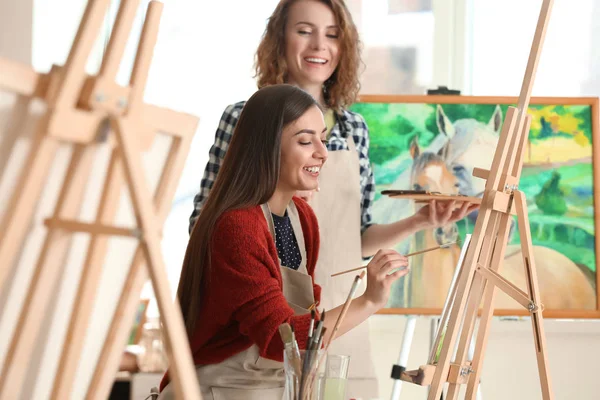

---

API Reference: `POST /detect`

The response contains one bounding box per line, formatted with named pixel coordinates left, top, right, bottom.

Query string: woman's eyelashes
left=298, top=138, right=328, bottom=146
left=298, top=135, right=312, bottom=145
left=296, top=29, right=339, bottom=39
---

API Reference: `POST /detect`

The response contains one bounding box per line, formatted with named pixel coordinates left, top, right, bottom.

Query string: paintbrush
left=322, top=271, right=365, bottom=350
left=301, top=326, right=328, bottom=400
left=290, top=324, right=302, bottom=360
left=279, top=323, right=302, bottom=377
left=330, top=242, right=457, bottom=277
left=308, top=309, right=316, bottom=342
left=304, top=271, right=366, bottom=397
left=299, top=310, right=325, bottom=400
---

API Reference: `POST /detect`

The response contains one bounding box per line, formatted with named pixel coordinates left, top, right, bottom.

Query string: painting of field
left=350, top=96, right=599, bottom=316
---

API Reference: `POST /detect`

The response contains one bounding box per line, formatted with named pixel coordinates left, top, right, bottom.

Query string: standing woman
left=160, top=84, right=408, bottom=399
left=189, top=1, right=475, bottom=397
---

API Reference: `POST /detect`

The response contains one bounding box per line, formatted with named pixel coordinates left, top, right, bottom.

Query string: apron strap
left=260, top=202, right=308, bottom=273
left=260, top=202, right=314, bottom=312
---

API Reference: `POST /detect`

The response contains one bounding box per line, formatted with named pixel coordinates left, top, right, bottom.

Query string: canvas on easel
left=0, top=1, right=203, bottom=399
left=351, top=95, right=600, bottom=318
left=386, top=0, right=555, bottom=399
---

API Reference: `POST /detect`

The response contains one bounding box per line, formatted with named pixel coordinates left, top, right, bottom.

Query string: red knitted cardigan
left=160, top=197, right=321, bottom=391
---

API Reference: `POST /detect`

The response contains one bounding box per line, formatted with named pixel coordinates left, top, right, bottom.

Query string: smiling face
left=284, top=0, right=341, bottom=89
left=279, top=104, right=328, bottom=194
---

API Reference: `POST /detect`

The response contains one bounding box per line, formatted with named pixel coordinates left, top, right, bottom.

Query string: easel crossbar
left=44, top=218, right=140, bottom=238
left=475, top=264, right=532, bottom=309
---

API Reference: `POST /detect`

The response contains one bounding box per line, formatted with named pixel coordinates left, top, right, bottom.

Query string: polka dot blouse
left=271, top=211, right=302, bottom=270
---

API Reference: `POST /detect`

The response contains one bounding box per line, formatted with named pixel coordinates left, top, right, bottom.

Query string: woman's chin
left=298, top=185, right=318, bottom=192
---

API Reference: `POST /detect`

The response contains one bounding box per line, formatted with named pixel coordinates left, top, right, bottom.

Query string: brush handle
left=303, top=272, right=365, bottom=397
left=323, top=271, right=365, bottom=350
left=330, top=242, right=456, bottom=277
left=330, top=265, right=365, bottom=277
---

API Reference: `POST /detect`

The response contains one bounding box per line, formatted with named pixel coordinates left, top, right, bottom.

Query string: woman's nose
left=315, top=141, right=328, bottom=161
left=310, top=34, right=325, bottom=50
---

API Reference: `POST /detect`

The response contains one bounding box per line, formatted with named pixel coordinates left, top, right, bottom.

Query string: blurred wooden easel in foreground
left=0, top=0, right=203, bottom=398
left=386, top=0, right=555, bottom=399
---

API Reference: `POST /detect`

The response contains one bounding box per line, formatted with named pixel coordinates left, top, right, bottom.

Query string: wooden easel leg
left=513, top=190, right=554, bottom=400
left=464, top=211, right=513, bottom=399
left=111, top=117, right=201, bottom=399
left=0, top=96, right=31, bottom=184
left=428, top=235, right=472, bottom=365
left=50, top=148, right=123, bottom=400
left=0, top=122, right=59, bottom=291
left=50, top=0, right=111, bottom=108
left=0, top=0, right=111, bottom=290
left=98, top=0, right=140, bottom=79
left=85, top=248, right=148, bottom=400
left=465, top=119, right=530, bottom=399
left=85, top=133, right=194, bottom=400
left=445, top=216, right=500, bottom=400
left=52, top=0, right=150, bottom=392
left=426, top=206, right=497, bottom=400
left=0, top=143, right=96, bottom=399
left=428, top=107, right=520, bottom=400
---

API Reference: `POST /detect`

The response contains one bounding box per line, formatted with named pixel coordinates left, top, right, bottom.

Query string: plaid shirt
left=189, top=101, right=375, bottom=234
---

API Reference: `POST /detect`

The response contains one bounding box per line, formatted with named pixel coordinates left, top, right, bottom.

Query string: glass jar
left=136, top=321, right=168, bottom=373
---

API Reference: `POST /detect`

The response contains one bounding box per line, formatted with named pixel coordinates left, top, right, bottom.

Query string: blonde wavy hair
left=254, top=0, right=362, bottom=110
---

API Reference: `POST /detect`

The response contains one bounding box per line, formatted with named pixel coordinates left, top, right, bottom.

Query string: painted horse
left=406, top=106, right=596, bottom=309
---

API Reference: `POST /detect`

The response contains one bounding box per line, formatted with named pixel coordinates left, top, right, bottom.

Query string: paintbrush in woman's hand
left=330, top=242, right=457, bottom=277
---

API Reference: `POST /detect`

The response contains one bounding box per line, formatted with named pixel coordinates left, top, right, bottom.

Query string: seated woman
left=158, top=84, right=409, bottom=400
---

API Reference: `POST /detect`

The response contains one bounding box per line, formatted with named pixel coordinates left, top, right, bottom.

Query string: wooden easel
left=0, top=1, right=203, bottom=399
left=392, top=0, right=555, bottom=399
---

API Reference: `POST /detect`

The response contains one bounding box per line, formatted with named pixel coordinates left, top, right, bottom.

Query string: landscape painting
left=350, top=95, right=600, bottom=317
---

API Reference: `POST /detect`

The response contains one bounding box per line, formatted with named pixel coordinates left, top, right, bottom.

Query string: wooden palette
left=381, top=190, right=482, bottom=205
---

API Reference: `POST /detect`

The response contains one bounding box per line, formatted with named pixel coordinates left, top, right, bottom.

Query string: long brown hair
left=177, top=84, right=320, bottom=335
left=254, top=0, right=362, bottom=110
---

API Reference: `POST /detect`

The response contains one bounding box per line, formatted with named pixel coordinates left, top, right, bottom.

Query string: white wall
left=1, top=1, right=599, bottom=399
left=370, top=316, right=600, bottom=399
left=468, top=0, right=597, bottom=97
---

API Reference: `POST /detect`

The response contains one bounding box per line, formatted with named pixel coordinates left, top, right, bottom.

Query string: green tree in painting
left=573, top=106, right=593, bottom=142
left=371, top=114, right=418, bottom=165
left=534, top=171, right=567, bottom=215
left=351, top=103, right=422, bottom=165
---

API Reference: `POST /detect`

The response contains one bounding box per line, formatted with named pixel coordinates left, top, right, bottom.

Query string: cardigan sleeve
left=211, top=210, right=318, bottom=361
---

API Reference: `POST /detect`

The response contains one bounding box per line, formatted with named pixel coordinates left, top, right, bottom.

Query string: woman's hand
left=414, top=200, right=479, bottom=229
left=363, top=249, right=409, bottom=308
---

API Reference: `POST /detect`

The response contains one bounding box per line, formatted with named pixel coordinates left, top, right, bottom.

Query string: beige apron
left=159, top=202, right=314, bottom=400
left=309, top=136, right=379, bottom=398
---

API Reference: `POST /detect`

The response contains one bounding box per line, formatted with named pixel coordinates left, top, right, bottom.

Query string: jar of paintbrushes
left=280, top=270, right=365, bottom=400
left=283, top=343, right=351, bottom=400
left=280, top=309, right=328, bottom=400
left=283, top=344, right=327, bottom=400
